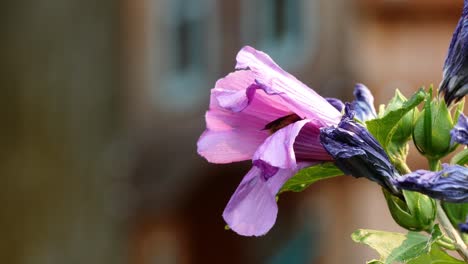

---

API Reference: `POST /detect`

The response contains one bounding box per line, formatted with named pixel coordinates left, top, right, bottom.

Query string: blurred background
left=0, top=0, right=463, bottom=263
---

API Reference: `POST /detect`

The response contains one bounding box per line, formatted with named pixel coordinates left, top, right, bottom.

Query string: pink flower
left=197, top=46, right=341, bottom=236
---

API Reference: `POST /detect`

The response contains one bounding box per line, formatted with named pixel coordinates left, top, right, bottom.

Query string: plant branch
left=394, top=159, right=411, bottom=174
left=436, top=200, right=468, bottom=262
left=435, top=237, right=457, bottom=251
left=428, top=158, right=441, bottom=171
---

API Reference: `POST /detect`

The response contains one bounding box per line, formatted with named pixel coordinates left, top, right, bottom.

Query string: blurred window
left=241, top=0, right=319, bottom=70
left=156, top=0, right=219, bottom=111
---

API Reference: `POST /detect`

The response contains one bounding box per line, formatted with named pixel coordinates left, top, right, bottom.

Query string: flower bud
left=451, top=113, right=468, bottom=145
left=413, top=97, right=454, bottom=160
left=383, top=189, right=436, bottom=232
left=352, top=83, right=377, bottom=122
left=393, top=164, right=468, bottom=203
left=325, top=97, right=344, bottom=112
left=320, top=105, right=399, bottom=195
left=439, top=0, right=468, bottom=105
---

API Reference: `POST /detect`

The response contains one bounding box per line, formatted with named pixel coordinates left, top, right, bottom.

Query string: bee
left=263, top=113, right=302, bottom=134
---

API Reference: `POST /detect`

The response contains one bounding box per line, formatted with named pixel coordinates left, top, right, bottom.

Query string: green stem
left=394, top=160, right=411, bottom=175
left=436, top=237, right=457, bottom=251
left=427, top=158, right=468, bottom=260
left=440, top=235, right=455, bottom=245
left=436, top=201, right=468, bottom=262
left=428, top=158, right=441, bottom=171
left=394, top=160, right=468, bottom=259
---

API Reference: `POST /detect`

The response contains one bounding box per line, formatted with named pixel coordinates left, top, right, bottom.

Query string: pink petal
left=197, top=128, right=266, bottom=164
left=212, top=70, right=290, bottom=115
left=198, top=47, right=341, bottom=164
left=198, top=71, right=291, bottom=163
left=235, top=46, right=341, bottom=126
left=222, top=166, right=295, bottom=236
left=253, top=119, right=310, bottom=170
left=293, top=121, right=333, bottom=161
left=253, top=120, right=333, bottom=171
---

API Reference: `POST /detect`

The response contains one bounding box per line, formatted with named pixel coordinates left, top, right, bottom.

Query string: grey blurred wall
left=0, top=1, right=127, bottom=263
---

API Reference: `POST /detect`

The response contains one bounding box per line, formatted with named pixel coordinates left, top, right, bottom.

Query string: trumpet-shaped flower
left=440, top=0, right=468, bottom=105
left=197, top=46, right=341, bottom=236
left=320, top=106, right=400, bottom=194
left=451, top=113, right=468, bottom=145
left=394, top=164, right=468, bottom=203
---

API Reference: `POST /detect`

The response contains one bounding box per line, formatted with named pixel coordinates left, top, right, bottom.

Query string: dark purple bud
left=325, top=97, right=345, bottom=112
left=352, top=83, right=377, bottom=122
left=394, top=164, right=468, bottom=203
left=451, top=113, right=468, bottom=145
left=439, top=1, right=468, bottom=105
left=459, top=220, right=468, bottom=233
left=320, top=106, right=399, bottom=194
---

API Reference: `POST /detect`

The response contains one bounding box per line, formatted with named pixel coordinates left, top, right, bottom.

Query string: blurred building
left=3, top=0, right=460, bottom=264
left=121, top=0, right=464, bottom=264
left=123, top=0, right=352, bottom=264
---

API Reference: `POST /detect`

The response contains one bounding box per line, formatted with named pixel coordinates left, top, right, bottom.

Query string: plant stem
left=440, top=234, right=455, bottom=245
left=436, top=200, right=468, bottom=262
left=394, top=160, right=411, bottom=174
left=426, top=158, right=468, bottom=260
left=428, top=158, right=441, bottom=171
left=395, top=159, right=468, bottom=259
left=436, top=237, right=457, bottom=251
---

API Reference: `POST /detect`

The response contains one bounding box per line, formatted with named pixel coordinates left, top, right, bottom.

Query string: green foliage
left=413, top=90, right=456, bottom=160
left=451, top=149, right=468, bottom=165
left=384, top=89, right=418, bottom=144
left=442, top=202, right=468, bottom=228
left=279, top=162, right=343, bottom=193
left=351, top=225, right=460, bottom=264
left=366, top=88, right=425, bottom=160
left=408, top=245, right=465, bottom=264
left=383, top=189, right=436, bottom=232
left=385, top=90, right=421, bottom=163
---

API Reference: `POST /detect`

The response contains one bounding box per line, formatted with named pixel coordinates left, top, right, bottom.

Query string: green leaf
left=408, top=245, right=464, bottom=264
left=352, top=229, right=407, bottom=261
left=351, top=225, right=443, bottom=264
left=279, top=162, right=343, bottom=193
left=442, top=201, right=468, bottom=228
left=366, top=88, right=426, bottom=150
left=451, top=149, right=468, bottom=165
left=384, top=89, right=415, bottom=143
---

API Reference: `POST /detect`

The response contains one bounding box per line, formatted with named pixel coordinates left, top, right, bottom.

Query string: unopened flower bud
left=383, top=189, right=436, bottom=232
left=393, top=164, right=468, bottom=203
left=439, top=0, right=468, bottom=105
left=451, top=113, right=468, bottom=145
left=320, top=105, right=399, bottom=195
left=413, top=98, right=454, bottom=160
left=325, top=98, right=344, bottom=112
left=352, top=83, right=377, bottom=122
